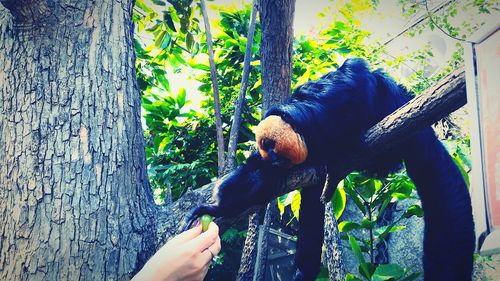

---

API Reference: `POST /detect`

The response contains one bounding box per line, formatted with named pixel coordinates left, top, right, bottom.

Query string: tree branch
left=155, top=165, right=324, bottom=246
left=224, top=1, right=258, bottom=172
left=200, top=0, right=226, bottom=175
left=156, top=67, right=467, bottom=246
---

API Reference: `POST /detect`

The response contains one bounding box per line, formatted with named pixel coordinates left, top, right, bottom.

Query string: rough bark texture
left=0, top=1, right=157, bottom=280
left=324, top=203, right=346, bottom=281
left=237, top=212, right=262, bottom=281
left=259, top=0, right=295, bottom=113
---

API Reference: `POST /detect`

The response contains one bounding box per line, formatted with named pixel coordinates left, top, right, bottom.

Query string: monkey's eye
left=261, top=138, right=275, bottom=150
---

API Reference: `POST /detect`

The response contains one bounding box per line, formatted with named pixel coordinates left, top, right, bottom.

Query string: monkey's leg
left=293, top=183, right=325, bottom=281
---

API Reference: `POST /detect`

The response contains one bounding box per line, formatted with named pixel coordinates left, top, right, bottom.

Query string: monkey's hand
left=181, top=205, right=220, bottom=232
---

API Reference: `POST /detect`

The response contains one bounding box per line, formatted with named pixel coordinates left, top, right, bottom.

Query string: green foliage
left=331, top=181, right=347, bottom=220
left=444, top=136, right=471, bottom=187
left=277, top=190, right=302, bottom=221
left=135, top=2, right=262, bottom=203
left=338, top=172, right=423, bottom=280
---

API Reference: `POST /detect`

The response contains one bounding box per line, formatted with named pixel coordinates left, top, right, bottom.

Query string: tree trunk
left=324, top=203, right=346, bottom=281
left=0, top=1, right=157, bottom=280
left=237, top=0, right=295, bottom=279
left=259, top=0, right=295, bottom=113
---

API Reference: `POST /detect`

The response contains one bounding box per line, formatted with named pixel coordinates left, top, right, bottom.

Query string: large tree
left=0, top=1, right=157, bottom=279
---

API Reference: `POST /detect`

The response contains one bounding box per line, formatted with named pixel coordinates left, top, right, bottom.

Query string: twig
left=423, top=0, right=475, bottom=44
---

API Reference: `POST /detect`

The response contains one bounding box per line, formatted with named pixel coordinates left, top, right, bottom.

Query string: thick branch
left=156, top=67, right=467, bottom=245
left=156, top=165, right=324, bottom=245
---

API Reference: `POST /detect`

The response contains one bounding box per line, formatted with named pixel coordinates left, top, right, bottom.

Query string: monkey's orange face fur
left=254, top=115, right=308, bottom=166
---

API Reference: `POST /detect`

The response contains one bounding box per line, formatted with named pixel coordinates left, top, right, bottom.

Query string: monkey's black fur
left=184, top=58, right=474, bottom=281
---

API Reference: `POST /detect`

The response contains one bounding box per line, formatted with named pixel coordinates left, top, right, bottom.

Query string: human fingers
left=186, top=222, right=219, bottom=252
left=168, top=224, right=202, bottom=245
left=198, top=235, right=222, bottom=266
left=208, top=236, right=221, bottom=256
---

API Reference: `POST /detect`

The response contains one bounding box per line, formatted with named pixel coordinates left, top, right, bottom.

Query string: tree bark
left=237, top=212, right=262, bottom=280
left=237, top=1, right=296, bottom=279
left=259, top=0, right=296, bottom=113
left=324, top=203, right=346, bottom=281
left=0, top=1, right=157, bottom=280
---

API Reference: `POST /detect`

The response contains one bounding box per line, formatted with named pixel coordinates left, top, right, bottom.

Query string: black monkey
left=184, top=58, right=475, bottom=281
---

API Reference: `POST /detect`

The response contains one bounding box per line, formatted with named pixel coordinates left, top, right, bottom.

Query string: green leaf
left=452, top=153, right=470, bottom=188
left=344, top=185, right=366, bottom=215
left=403, top=205, right=423, bottom=218
left=189, top=62, right=210, bottom=71
left=335, top=46, right=352, bottom=54
left=177, top=88, right=186, bottom=107
left=331, top=184, right=346, bottom=220
left=358, top=179, right=376, bottom=199
left=154, top=30, right=167, bottom=48
left=155, top=72, right=170, bottom=91
left=358, top=262, right=374, bottom=280
left=136, top=0, right=154, bottom=13
left=378, top=198, right=391, bottom=215
left=160, top=33, right=171, bottom=49
left=348, top=235, right=366, bottom=264
left=372, top=264, right=404, bottom=280
left=291, top=191, right=301, bottom=220
left=360, top=218, right=376, bottom=230
left=158, top=136, right=170, bottom=154
left=164, top=12, right=177, bottom=31
left=151, top=0, right=166, bottom=6
left=186, top=33, right=194, bottom=50
left=277, top=195, right=286, bottom=216
left=345, top=273, right=363, bottom=281
left=339, top=221, right=361, bottom=232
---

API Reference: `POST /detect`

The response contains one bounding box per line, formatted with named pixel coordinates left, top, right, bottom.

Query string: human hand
left=132, top=222, right=221, bottom=281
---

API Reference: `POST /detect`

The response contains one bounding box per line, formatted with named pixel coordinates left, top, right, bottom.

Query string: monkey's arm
left=182, top=152, right=287, bottom=231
